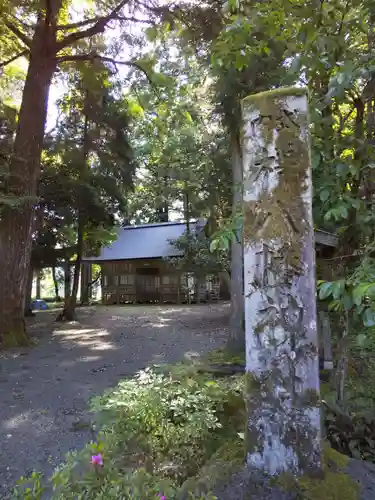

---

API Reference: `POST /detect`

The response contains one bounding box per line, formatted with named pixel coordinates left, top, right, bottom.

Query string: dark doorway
left=135, top=267, right=160, bottom=303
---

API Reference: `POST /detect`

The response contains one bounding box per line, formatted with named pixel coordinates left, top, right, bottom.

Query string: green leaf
left=363, top=308, right=375, bottom=328
left=356, top=334, right=368, bottom=347
left=328, top=299, right=342, bottom=312
left=319, top=282, right=334, bottom=300
left=319, top=189, right=330, bottom=202
left=337, top=204, right=348, bottom=218
left=311, top=153, right=321, bottom=170
left=331, top=279, right=346, bottom=300
left=184, top=111, right=193, bottom=123
left=342, top=293, right=353, bottom=311
left=353, top=283, right=374, bottom=306
left=210, top=239, right=219, bottom=252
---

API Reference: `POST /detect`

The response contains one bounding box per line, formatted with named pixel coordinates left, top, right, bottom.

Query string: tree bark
left=228, top=130, right=244, bottom=352
left=60, top=103, right=89, bottom=320
left=63, top=227, right=83, bottom=321
left=36, top=270, right=42, bottom=299
left=242, top=89, right=322, bottom=476
left=52, top=266, right=61, bottom=301
left=24, top=265, right=35, bottom=317
left=64, top=262, right=71, bottom=299
left=0, top=18, right=58, bottom=347
left=80, top=262, right=92, bottom=305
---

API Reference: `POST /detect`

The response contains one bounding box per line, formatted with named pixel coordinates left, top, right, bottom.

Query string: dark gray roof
left=83, top=221, right=199, bottom=262
left=83, top=221, right=338, bottom=263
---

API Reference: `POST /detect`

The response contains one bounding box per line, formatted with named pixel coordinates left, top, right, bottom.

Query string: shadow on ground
left=0, top=303, right=229, bottom=497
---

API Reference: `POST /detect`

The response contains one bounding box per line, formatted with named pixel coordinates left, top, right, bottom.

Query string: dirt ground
left=0, top=303, right=229, bottom=497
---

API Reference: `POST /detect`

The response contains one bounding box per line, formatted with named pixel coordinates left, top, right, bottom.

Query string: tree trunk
left=52, top=266, right=61, bottom=301
left=24, top=265, right=35, bottom=317
left=36, top=270, right=42, bottom=299
left=80, top=262, right=92, bottom=305
left=64, top=262, right=71, bottom=299
left=242, top=89, right=322, bottom=476
left=0, top=19, right=57, bottom=347
left=63, top=228, right=83, bottom=321
left=228, top=130, right=244, bottom=352
left=60, top=105, right=89, bottom=321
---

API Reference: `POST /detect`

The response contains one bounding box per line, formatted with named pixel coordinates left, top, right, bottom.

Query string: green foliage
left=317, top=273, right=375, bottom=329
left=12, top=360, right=245, bottom=499
left=169, top=231, right=230, bottom=276
left=209, top=213, right=243, bottom=253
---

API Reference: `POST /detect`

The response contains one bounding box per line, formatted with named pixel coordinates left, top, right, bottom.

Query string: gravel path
left=0, top=303, right=229, bottom=498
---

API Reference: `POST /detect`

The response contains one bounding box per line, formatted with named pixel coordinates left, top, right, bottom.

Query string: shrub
left=12, top=359, right=245, bottom=499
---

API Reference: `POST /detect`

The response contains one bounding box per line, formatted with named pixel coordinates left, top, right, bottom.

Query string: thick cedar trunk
left=0, top=19, right=57, bottom=347
left=228, top=130, right=244, bottom=352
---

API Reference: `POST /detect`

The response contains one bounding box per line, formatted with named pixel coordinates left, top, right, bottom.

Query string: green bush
left=12, top=360, right=245, bottom=499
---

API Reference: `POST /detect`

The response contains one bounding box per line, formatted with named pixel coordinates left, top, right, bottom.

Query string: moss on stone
left=242, top=86, right=311, bottom=273
left=243, top=86, right=307, bottom=103
left=322, top=442, right=349, bottom=469
left=178, top=438, right=245, bottom=498
left=276, top=444, right=358, bottom=500
left=298, top=469, right=358, bottom=500
left=196, top=439, right=245, bottom=487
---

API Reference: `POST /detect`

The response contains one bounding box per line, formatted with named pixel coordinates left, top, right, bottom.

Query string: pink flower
left=157, top=494, right=166, bottom=500
left=91, top=454, right=103, bottom=466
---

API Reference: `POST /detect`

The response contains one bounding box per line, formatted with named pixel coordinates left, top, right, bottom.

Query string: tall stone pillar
left=242, top=88, right=321, bottom=476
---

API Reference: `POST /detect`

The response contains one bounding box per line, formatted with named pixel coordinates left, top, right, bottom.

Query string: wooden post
left=318, top=310, right=333, bottom=370
left=242, top=88, right=322, bottom=476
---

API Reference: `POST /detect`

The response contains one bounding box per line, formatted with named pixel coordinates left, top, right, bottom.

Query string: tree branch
left=56, top=16, right=104, bottom=30
left=114, top=15, right=156, bottom=25
left=56, top=0, right=131, bottom=51
left=0, top=50, right=29, bottom=69
left=45, top=0, right=52, bottom=26
left=4, top=20, right=32, bottom=48
left=56, top=53, right=160, bottom=96
left=56, top=14, right=154, bottom=30
left=57, top=53, right=142, bottom=73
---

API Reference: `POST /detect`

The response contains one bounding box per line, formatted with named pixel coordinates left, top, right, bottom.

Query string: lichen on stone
left=243, top=86, right=307, bottom=104
left=275, top=444, right=359, bottom=500
left=242, top=89, right=311, bottom=269
left=179, top=439, right=245, bottom=498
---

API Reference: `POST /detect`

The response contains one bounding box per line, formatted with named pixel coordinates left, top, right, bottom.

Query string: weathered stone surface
left=242, top=87, right=321, bottom=475
left=214, top=448, right=375, bottom=500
